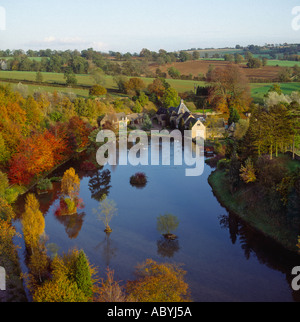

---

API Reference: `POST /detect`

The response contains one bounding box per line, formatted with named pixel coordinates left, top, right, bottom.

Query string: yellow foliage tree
left=126, top=259, right=191, bottom=302
left=240, top=158, right=257, bottom=184
left=22, top=193, right=45, bottom=253
left=61, top=167, right=80, bottom=201
left=60, top=167, right=80, bottom=214
left=33, top=249, right=97, bottom=302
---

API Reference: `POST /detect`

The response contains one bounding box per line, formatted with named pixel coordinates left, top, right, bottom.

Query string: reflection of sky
left=13, top=148, right=299, bottom=302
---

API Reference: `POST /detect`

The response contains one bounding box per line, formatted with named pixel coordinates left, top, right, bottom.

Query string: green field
left=267, top=60, right=300, bottom=67
left=0, top=70, right=298, bottom=102
left=251, top=82, right=300, bottom=104
left=0, top=71, right=206, bottom=95
left=0, top=57, right=46, bottom=62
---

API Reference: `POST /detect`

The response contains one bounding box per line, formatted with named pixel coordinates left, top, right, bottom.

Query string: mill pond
left=13, top=142, right=300, bottom=302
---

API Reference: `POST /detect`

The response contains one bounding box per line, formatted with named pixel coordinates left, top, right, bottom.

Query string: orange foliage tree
left=9, top=130, right=69, bottom=185
left=126, top=259, right=191, bottom=302
left=207, top=64, right=252, bottom=114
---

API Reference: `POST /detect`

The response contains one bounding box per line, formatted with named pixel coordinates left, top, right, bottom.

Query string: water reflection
left=12, top=148, right=300, bottom=302
left=54, top=212, right=86, bottom=239
left=157, top=237, right=180, bottom=258
left=95, top=232, right=118, bottom=267
left=88, top=169, right=112, bottom=201
left=219, top=211, right=300, bottom=302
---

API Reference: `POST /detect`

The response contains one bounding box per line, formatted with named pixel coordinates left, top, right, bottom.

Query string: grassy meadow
left=251, top=82, right=300, bottom=104
left=0, top=70, right=298, bottom=103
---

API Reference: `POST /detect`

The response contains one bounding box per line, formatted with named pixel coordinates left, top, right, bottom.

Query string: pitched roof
left=182, top=111, right=192, bottom=122
left=168, top=100, right=190, bottom=115
left=156, top=107, right=167, bottom=115
left=185, top=118, right=198, bottom=128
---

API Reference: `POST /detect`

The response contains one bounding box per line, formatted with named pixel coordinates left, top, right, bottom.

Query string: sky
left=0, top=0, right=299, bottom=53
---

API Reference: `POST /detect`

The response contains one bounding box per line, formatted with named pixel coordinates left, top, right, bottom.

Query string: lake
left=13, top=142, right=300, bottom=302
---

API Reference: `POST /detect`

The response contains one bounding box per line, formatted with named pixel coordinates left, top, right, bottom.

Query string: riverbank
left=208, top=169, right=300, bottom=253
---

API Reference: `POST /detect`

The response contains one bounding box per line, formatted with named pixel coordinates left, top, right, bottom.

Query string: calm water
left=13, top=142, right=300, bottom=302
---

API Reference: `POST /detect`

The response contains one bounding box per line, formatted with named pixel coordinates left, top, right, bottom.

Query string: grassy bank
left=208, top=169, right=299, bottom=253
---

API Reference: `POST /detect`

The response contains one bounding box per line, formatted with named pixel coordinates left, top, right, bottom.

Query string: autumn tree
left=22, top=193, right=45, bottom=253
left=33, top=248, right=96, bottom=302
left=240, top=158, right=256, bottom=184
left=9, top=130, right=68, bottom=185
left=89, top=85, right=107, bottom=96
left=157, top=214, right=179, bottom=239
left=126, top=259, right=191, bottom=302
left=148, top=78, right=167, bottom=99
left=60, top=167, right=80, bottom=214
left=95, top=268, right=129, bottom=302
left=93, top=194, right=117, bottom=233
left=0, top=197, right=15, bottom=221
left=67, top=116, right=91, bottom=150
left=124, top=78, right=146, bottom=96
left=207, top=64, right=252, bottom=114
left=0, top=218, right=20, bottom=259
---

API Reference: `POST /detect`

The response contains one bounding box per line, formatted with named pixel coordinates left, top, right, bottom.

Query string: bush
left=217, top=159, right=231, bottom=171
left=37, top=178, right=53, bottom=192
left=89, top=85, right=107, bottom=96
left=130, top=173, right=148, bottom=186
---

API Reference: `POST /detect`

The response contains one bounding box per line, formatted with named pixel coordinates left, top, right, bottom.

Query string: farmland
left=149, top=59, right=282, bottom=81
left=0, top=70, right=207, bottom=97
left=0, top=69, right=299, bottom=104
left=250, top=82, right=300, bottom=104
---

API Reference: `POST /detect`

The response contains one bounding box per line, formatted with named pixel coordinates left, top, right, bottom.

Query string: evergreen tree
left=74, top=250, right=93, bottom=300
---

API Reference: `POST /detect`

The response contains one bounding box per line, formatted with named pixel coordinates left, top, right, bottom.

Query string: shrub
left=37, top=178, right=53, bottom=192
left=217, top=159, right=231, bottom=171
left=130, top=173, right=148, bottom=186
left=89, top=85, right=107, bottom=96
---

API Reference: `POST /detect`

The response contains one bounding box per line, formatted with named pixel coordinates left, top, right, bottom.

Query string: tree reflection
left=95, top=232, right=118, bottom=267
left=218, top=211, right=300, bottom=302
left=88, top=169, right=112, bottom=202
left=157, top=236, right=180, bottom=258
left=55, top=212, right=86, bottom=239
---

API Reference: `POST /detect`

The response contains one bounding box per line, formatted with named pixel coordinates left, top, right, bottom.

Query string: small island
left=130, top=172, right=148, bottom=188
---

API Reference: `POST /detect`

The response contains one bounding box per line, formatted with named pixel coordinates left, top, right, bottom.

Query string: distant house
left=0, top=60, right=7, bottom=70
left=153, top=107, right=167, bottom=127
left=100, top=112, right=128, bottom=128
left=185, top=118, right=207, bottom=140
left=100, top=112, right=145, bottom=129
left=127, top=113, right=144, bottom=126
left=165, top=99, right=206, bottom=140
